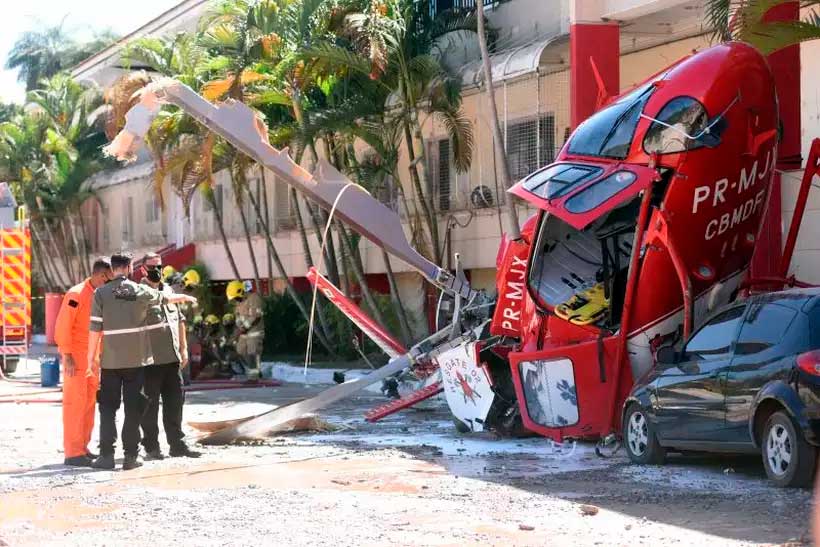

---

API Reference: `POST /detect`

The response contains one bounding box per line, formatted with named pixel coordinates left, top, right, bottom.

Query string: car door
left=724, top=302, right=800, bottom=442
left=654, top=305, right=744, bottom=442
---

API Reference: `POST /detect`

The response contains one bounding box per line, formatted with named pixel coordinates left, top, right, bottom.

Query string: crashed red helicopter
left=106, top=41, right=815, bottom=446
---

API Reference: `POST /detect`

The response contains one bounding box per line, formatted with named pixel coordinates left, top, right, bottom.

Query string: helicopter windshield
left=567, top=83, right=655, bottom=160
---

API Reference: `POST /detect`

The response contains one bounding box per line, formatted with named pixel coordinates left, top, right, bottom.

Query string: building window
left=145, top=194, right=160, bottom=223
left=436, top=139, right=451, bottom=212
left=506, top=114, right=556, bottom=180
left=275, top=177, right=295, bottom=230
left=122, top=197, right=133, bottom=243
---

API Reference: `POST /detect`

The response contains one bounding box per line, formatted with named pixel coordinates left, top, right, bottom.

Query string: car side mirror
left=655, top=345, right=678, bottom=366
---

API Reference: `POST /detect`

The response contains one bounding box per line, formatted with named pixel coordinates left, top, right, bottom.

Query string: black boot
left=91, top=454, right=115, bottom=470
left=64, top=455, right=94, bottom=467
left=122, top=455, right=143, bottom=471
left=169, top=444, right=202, bottom=458
left=85, top=450, right=98, bottom=459
left=144, top=448, right=165, bottom=461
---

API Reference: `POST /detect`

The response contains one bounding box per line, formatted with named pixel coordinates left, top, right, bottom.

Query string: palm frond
left=436, top=107, right=473, bottom=173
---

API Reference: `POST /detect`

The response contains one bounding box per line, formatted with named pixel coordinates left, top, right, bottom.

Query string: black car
left=622, top=288, right=820, bottom=487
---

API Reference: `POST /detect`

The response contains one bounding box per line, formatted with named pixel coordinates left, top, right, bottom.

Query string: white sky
left=0, top=0, right=179, bottom=103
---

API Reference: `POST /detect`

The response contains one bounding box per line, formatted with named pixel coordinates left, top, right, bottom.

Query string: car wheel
left=623, top=404, right=665, bottom=465
left=762, top=411, right=816, bottom=488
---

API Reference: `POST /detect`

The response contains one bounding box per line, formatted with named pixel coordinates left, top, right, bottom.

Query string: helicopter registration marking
left=691, top=149, right=775, bottom=241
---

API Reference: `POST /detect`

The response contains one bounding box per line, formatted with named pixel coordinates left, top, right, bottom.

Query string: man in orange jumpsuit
left=55, top=258, right=113, bottom=466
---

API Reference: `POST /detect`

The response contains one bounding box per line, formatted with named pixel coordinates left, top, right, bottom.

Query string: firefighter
left=181, top=269, right=201, bottom=292
left=139, top=253, right=200, bottom=460
left=87, top=252, right=197, bottom=471
left=55, top=258, right=113, bottom=467
left=228, top=280, right=264, bottom=381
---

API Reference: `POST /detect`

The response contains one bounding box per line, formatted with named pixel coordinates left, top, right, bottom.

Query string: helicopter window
left=564, top=171, right=637, bottom=214
left=643, top=96, right=726, bottom=154
left=522, top=163, right=602, bottom=200
left=567, top=83, right=654, bottom=160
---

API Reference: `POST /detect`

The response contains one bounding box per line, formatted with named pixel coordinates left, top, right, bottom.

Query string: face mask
left=146, top=266, right=162, bottom=283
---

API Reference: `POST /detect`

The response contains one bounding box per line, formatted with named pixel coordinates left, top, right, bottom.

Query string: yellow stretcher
left=555, top=283, right=610, bottom=326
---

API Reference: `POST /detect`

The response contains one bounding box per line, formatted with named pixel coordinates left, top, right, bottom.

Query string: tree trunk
left=337, top=215, right=392, bottom=330
left=54, top=219, right=78, bottom=284
left=31, top=231, right=58, bottom=292
left=35, top=221, right=69, bottom=290
left=207, top=191, right=242, bottom=279
left=67, top=212, right=88, bottom=279
left=231, top=168, right=261, bottom=288
left=260, top=168, right=274, bottom=295
left=402, top=118, right=440, bottom=262
left=382, top=249, right=413, bottom=345
left=290, top=188, right=315, bottom=269
left=246, top=183, right=337, bottom=356
left=476, top=3, right=521, bottom=239
left=76, top=206, right=93, bottom=276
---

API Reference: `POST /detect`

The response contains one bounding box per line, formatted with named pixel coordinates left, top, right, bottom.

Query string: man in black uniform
left=88, top=252, right=197, bottom=471
left=139, top=253, right=200, bottom=459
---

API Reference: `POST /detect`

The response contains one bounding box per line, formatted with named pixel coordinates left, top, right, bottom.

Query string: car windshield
left=567, top=83, right=655, bottom=160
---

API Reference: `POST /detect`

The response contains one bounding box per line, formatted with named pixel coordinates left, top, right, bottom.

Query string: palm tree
left=119, top=20, right=341, bottom=356
left=6, top=23, right=118, bottom=91
left=305, top=0, right=476, bottom=265
left=0, top=74, right=109, bottom=290
left=118, top=34, right=244, bottom=279
left=705, top=0, right=820, bottom=53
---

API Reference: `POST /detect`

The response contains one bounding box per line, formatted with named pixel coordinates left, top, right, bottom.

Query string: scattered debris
left=331, top=479, right=351, bottom=486
left=519, top=524, right=535, bottom=531
left=580, top=504, right=600, bottom=516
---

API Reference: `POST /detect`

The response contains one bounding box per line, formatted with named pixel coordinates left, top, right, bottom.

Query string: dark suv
left=622, top=288, right=820, bottom=487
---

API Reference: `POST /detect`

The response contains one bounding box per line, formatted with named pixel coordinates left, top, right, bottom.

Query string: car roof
left=750, top=287, right=820, bottom=312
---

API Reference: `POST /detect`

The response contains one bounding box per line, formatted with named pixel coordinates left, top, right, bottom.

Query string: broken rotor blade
left=108, top=80, right=474, bottom=300
left=198, top=354, right=411, bottom=444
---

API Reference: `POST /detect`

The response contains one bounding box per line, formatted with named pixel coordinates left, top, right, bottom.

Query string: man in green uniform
left=88, top=252, right=197, bottom=471
left=139, top=253, right=200, bottom=460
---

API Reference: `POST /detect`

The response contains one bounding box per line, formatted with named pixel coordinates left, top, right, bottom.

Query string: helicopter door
left=508, top=335, right=632, bottom=441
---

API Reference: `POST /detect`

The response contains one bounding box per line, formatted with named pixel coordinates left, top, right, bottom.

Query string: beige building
left=71, top=0, right=819, bottom=334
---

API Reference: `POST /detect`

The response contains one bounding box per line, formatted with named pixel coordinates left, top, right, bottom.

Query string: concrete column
left=751, top=2, right=801, bottom=278
left=569, top=0, right=620, bottom=129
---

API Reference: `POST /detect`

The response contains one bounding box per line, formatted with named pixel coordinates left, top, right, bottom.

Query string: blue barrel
left=40, top=357, right=60, bottom=387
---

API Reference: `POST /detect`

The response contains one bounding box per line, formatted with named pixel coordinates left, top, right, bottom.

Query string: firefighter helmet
left=192, top=315, right=203, bottom=325
left=162, top=265, right=176, bottom=282
left=226, top=280, right=245, bottom=301
left=182, top=269, right=201, bottom=289
left=204, top=314, right=220, bottom=326
left=222, top=313, right=235, bottom=326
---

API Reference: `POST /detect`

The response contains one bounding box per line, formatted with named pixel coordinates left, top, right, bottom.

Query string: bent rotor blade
left=307, top=267, right=406, bottom=358
left=198, top=355, right=411, bottom=445
left=106, top=81, right=473, bottom=300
